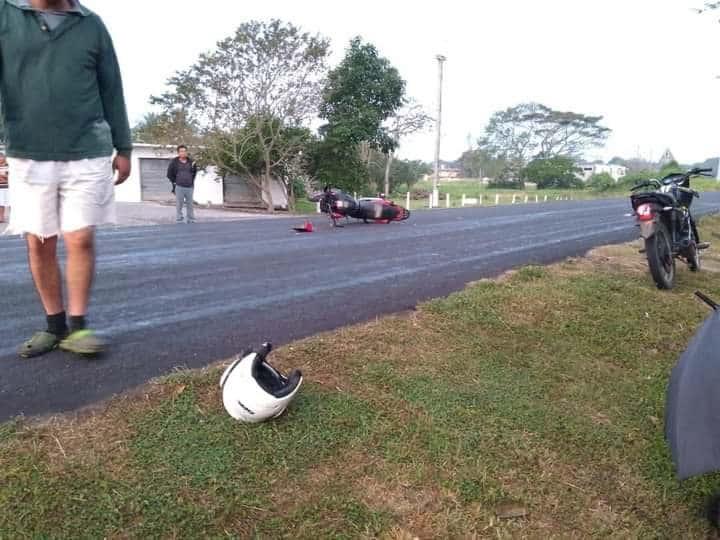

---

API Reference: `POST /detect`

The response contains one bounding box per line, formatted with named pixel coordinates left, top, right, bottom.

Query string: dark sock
left=69, top=315, right=86, bottom=333
left=47, top=312, right=67, bottom=337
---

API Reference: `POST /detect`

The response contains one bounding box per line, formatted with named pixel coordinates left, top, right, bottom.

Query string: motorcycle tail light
left=636, top=204, right=654, bottom=221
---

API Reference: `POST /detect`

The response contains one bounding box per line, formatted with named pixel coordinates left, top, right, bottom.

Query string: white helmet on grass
left=219, top=343, right=303, bottom=423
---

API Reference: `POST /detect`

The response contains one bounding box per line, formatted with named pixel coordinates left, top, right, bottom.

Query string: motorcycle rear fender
left=638, top=219, right=657, bottom=240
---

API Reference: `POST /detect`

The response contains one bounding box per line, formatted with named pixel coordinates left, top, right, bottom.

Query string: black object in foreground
left=665, top=291, right=720, bottom=480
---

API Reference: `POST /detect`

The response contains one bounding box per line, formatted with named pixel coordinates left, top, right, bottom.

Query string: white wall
left=266, top=179, right=289, bottom=210
left=193, top=167, right=224, bottom=206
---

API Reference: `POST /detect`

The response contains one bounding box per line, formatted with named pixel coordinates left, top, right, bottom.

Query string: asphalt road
left=2, top=195, right=720, bottom=421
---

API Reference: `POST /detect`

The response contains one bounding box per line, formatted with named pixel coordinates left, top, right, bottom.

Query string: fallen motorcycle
left=309, top=187, right=411, bottom=227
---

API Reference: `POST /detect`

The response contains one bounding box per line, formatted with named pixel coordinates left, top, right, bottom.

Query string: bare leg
left=63, top=228, right=95, bottom=317
left=26, top=235, right=64, bottom=315
left=0, top=206, right=5, bottom=222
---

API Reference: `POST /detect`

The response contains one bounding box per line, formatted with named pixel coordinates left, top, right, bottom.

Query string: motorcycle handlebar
left=676, top=186, right=701, bottom=198
left=631, top=179, right=661, bottom=191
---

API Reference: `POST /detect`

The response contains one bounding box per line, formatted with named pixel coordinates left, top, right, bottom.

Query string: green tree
left=479, top=103, right=611, bottom=164
left=521, top=156, right=583, bottom=190
left=587, top=172, right=616, bottom=192
left=132, top=111, right=201, bottom=147
left=151, top=20, right=330, bottom=211
left=306, top=135, right=367, bottom=193
left=390, top=159, right=431, bottom=191
left=459, top=147, right=506, bottom=179
left=366, top=149, right=431, bottom=193
left=313, top=37, right=406, bottom=192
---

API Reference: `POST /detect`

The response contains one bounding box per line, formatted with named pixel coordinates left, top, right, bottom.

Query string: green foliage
left=617, top=170, right=658, bottom=191
left=150, top=19, right=330, bottom=210
left=307, top=135, right=368, bottom=192
left=319, top=37, right=405, bottom=152
left=390, top=159, right=431, bottom=191
left=488, top=164, right=525, bottom=190
left=367, top=152, right=430, bottom=193
left=459, top=147, right=506, bottom=179
left=521, top=156, right=583, bottom=189
left=202, top=118, right=315, bottom=178
left=132, top=111, right=200, bottom=147
left=587, top=172, right=616, bottom=192
left=479, top=102, right=611, bottom=165
left=311, top=37, right=406, bottom=193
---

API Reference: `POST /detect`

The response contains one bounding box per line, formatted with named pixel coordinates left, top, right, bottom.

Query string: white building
left=115, top=144, right=288, bottom=209
left=578, top=163, right=628, bottom=182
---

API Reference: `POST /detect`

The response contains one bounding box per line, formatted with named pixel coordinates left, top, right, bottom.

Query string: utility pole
left=433, top=54, right=446, bottom=208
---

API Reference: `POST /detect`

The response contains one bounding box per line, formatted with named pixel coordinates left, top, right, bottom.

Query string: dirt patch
left=356, top=474, right=446, bottom=538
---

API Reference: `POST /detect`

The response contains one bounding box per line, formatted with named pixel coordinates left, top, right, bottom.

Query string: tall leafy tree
left=479, top=103, right=611, bottom=164
left=152, top=20, right=330, bottom=211
left=313, top=37, right=406, bottom=192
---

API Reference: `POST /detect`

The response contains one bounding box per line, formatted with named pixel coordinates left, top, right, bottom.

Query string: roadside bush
left=587, top=172, right=616, bottom=192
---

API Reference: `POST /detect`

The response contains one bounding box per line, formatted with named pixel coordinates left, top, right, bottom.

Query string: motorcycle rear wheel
left=645, top=223, right=675, bottom=289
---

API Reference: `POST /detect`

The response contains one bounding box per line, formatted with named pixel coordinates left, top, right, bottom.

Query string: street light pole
left=433, top=54, right=446, bottom=208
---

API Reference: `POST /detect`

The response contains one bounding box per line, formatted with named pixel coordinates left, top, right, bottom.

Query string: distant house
left=577, top=163, right=628, bottom=182
left=423, top=161, right=463, bottom=182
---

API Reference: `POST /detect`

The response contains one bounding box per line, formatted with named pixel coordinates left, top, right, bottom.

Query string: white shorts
left=6, top=157, right=116, bottom=238
left=0, top=188, right=8, bottom=206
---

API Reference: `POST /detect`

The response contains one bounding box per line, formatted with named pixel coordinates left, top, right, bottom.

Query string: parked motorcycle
left=629, top=167, right=712, bottom=289
left=309, top=187, right=411, bottom=227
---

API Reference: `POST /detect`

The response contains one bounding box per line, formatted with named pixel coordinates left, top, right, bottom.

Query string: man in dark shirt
left=166, top=145, right=198, bottom=223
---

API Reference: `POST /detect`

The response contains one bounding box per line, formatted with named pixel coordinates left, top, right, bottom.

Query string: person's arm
left=167, top=160, right=177, bottom=183
left=96, top=18, right=131, bottom=183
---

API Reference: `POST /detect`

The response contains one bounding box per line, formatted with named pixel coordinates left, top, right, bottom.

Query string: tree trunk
left=263, top=156, right=275, bottom=213
left=286, top=178, right=295, bottom=212
left=384, top=152, right=394, bottom=196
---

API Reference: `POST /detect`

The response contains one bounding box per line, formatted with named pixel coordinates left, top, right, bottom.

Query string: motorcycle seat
left=631, top=191, right=677, bottom=209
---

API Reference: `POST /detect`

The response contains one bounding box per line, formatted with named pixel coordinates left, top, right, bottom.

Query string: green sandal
left=59, top=329, right=106, bottom=356
left=19, top=331, right=62, bottom=358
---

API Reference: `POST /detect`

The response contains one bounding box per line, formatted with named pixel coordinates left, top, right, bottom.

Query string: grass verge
left=2, top=216, right=720, bottom=538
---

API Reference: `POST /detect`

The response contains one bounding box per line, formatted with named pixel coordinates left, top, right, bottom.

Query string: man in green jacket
left=0, top=0, right=132, bottom=358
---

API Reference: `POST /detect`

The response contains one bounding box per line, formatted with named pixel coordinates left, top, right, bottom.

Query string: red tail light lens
left=636, top=204, right=654, bottom=221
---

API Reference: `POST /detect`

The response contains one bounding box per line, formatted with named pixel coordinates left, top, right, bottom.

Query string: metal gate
left=140, top=158, right=173, bottom=202
left=223, top=174, right=264, bottom=208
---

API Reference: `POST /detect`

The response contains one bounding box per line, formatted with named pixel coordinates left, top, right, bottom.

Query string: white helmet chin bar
left=220, top=343, right=303, bottom=423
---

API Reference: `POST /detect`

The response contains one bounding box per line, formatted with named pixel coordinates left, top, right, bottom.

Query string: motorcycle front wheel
left=645, top=223, right=675, bottom=289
